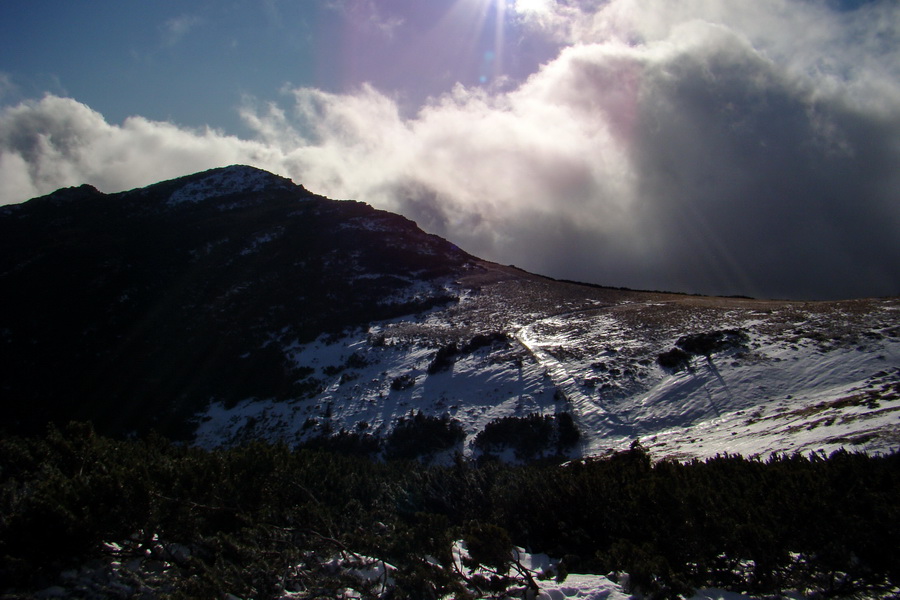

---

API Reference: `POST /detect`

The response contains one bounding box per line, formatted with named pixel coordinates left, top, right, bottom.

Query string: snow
left=194, top=317, right=561, bottom=451
left=194, top=270, right=900, bottom=462
left=451, top=541, right=633, bottom=600
left=340, top=215, right=398, bottom=233
left=167, top=165, right=294, bottom=206
left=320, top=553, right=396, bottom=599
left=534, top=575, right=631, bottom=600
left=42, top=539, right=815, bottom=600
left=446, top=543, right=807, bottom=600
left=239, top=227, right=284, bottom=255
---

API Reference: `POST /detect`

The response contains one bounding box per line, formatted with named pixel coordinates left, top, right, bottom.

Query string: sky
left=0, top=0, right=898, bottom=301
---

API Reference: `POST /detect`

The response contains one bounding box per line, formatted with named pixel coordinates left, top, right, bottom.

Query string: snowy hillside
left=195, top=261, right=900, bottom=461
left=1, top=164, right=896, bottom=459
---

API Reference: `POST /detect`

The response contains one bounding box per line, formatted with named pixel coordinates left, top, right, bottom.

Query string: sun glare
left=452, top=0, right=509, bottom=85
left=512, top=0, right=552, bottom=15
left=430, top=0, right=536, bottom=86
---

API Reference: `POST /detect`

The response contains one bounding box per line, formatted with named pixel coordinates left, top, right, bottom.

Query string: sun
left=511, top=0, right=553, bottom=16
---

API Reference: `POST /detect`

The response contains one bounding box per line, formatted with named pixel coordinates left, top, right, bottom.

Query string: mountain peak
left=24, top=183, right=105, bottom=207
left=165, top=164, right=300, bottom=206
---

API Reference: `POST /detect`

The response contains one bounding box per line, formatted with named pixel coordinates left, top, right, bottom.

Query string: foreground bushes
left=1, top=424, right=898, bottom=599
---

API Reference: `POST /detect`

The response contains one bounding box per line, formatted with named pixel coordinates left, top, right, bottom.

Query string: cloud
left=161, top=14, right=203, bottom=47
left=238, top=2, right=900, bottom=300
left=1, top=0, right=898, bottom=300
left=324, top=0, right=405, bottom=38
left=0, top=95, right=285, bottom=203
left=0, top=72, right=18, bottom=101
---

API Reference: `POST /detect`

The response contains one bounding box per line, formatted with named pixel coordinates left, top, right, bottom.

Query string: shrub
left=346, top=351, right=369, bottom=369
left=675, top=329, right=749, bottom=358
left=461, top=332, right=508, bottom=353
left=556, top=412, right=581, bottom=448
left=391, top=374, right=416, bottom=391
left=657, top=329, right=750, bottom=372
left=474, top=413, right=579, bottom=460
left=2, top=423, right=898, bottom=599
left=302, top=430, right=382, bottom=456
left=657, top=348, right=691, bottom=372
left=427, top=343, right=459, bottom=374
left=384, top=412, right=465, bottom=460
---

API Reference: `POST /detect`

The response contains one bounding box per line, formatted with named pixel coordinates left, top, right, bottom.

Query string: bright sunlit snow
left=194, top=265, right=900, bottom=461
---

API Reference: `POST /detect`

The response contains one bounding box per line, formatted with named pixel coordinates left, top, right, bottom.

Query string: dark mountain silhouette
left=0, top=166, right=473, bottom=438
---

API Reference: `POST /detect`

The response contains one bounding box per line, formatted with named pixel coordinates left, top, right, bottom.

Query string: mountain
left=1, top=165, right=898, bottom=459
left=0, top=166, right=472, bottom=439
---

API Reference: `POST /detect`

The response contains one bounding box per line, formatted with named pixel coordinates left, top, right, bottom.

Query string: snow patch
left=239, top=227, right=284, bottom=255
left=167, top=165, right=294, bottom=206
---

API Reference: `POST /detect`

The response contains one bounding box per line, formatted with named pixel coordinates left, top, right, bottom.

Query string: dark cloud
left=626, top=28, right=900, bottom=298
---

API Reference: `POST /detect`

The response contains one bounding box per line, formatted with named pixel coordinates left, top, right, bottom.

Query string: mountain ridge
left=0, top=166, right=476, bottom=438
left=1, top=166, right=897, bottom=460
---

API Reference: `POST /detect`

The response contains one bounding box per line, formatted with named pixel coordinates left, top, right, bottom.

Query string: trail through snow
left=515, top=315, right=633, bottom=455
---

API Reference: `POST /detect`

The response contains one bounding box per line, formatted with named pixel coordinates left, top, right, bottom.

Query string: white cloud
left=0, top=95, right=285, bottom=203
left=324, top=0, right=405, bottom=38
left=161, top=14, right=203, bottom=47
left=0, top=72, right=18, bottom=101
left=1, top=0, right=898, bottom=299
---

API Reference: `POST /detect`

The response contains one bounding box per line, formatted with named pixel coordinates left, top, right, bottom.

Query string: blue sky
left=0, top=1, right=555, bottom=134
left=1, top=0, right=898, bottom=300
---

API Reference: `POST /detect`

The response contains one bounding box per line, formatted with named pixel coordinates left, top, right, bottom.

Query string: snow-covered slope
left=2, top=165, right=896, bottom=459
left=195, top=262, right=900, bottom=461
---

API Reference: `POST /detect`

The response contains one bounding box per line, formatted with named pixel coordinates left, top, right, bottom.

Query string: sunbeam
left=435, top=0, right=512, bottom=86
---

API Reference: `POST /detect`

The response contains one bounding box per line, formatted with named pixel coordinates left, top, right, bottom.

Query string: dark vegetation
left=657, top=329, right=750, bottom=372
left=390, top=374, right=417, bottom=391
left=2, top=424, right=898, bottom=599
left=427, top=332, right=509, bottom=375
left=285, top=412, right=472, bottom=461
left=675, top=329, right=749, bottom=358
left=473, top=413, right=580, bottom=460
left=383, top=412, right=466, bottom=460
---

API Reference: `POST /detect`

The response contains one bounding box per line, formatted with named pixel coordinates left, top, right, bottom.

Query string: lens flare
left=444, top=0, right=508, bottom=86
